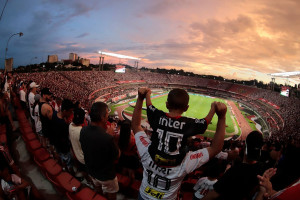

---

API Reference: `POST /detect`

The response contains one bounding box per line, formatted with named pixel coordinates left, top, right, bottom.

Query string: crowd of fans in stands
left=1, top=70, right=299, bottom=199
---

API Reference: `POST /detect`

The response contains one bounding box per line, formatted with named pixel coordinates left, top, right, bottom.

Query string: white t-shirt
left=193, top=177, right=217, bottom=199
left=33, top=104, right=42, bottom=133
left=135, top=131, right=209, bottom=200
left=28, top=92, right=35, bottom=118
left=69, top=123, right=85, bottom=164
left=4, top=81, right=11, bottom=99
left=215, top=151, right=228, bottom=160
left=19, top=89, right=26, bottom=102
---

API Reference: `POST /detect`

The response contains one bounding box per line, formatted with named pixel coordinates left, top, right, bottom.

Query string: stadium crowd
left=1, top=70, right=299, bottom=200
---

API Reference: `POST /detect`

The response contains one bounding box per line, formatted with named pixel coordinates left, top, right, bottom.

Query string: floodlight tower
left=134, top=60, right=139, bottom=71
left=99, top=52, right=104, bottom=71
left=271, top=76, right=275, bottom=91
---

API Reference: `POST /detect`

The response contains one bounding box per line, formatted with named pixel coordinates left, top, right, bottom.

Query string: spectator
left=28, top=82, right=39, bottom=119
left=145, top=88, right=216, bottom=166
left=80, top=102, right=120, bottom=200
left=132, top=88, right=227, bottom=200
left=117, top=120, right=140, bottom=184
left=19, top=81, right=27, bottom=110
left=32, top=94, right=46, bottom=147
left=0, top=93, right=15, bottom=151
left=203, top=131, right=266, bottom=200
left=39, top=88, right=54, bottom=148
left=51, top=99, right=74, bottom=173
left=69, top=108, right=85, bottom=165
left=256, top=168, right=300, bottom=200
left=193, top=159, right=223, bottom=200
left=0, top=148, right=42, bottom=200
left=3, top=76, right=12, bottom=100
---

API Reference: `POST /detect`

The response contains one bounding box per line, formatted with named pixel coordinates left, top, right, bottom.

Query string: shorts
left=36, top=130, right=44, bottom=137
left=59, top=152, right=72, bottom=168
left=91, top=176, right=119, bottom=194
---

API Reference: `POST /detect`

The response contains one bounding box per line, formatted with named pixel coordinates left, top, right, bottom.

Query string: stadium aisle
left=10, top=121, right=66, bottom=200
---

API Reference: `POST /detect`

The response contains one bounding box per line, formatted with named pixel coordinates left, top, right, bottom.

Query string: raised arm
left=204, top=101, right=216, bottom=124
left=132, top=88, right=148, bottom=134
left=206, top=102, right=227, bottom=159
left=145, top=88, right=152, bottom=107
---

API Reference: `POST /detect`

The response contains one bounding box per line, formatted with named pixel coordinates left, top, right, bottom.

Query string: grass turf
left=124, top=93, right=238, bottom=137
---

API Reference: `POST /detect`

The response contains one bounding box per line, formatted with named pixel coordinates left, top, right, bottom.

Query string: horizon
left=1, top=0, right=300, bottom=85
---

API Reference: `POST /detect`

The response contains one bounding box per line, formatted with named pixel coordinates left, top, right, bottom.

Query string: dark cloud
left=76, top=33, right=89, bottom=38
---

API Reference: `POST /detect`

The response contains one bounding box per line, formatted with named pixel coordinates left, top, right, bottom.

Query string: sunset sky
left=1, top=0, right=299, bottom=84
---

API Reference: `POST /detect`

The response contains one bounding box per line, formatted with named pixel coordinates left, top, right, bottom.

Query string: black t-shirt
left=80, top=125, right=119, bottom=181
left=51, top=111, right=71, bottom=154
left=147, top=104, right=207, bottom=166
left=213, top=162, right=265, bottom=200
left=0, top=151, right=8, bottom=171
left=39, top=102, right=53, bottom=138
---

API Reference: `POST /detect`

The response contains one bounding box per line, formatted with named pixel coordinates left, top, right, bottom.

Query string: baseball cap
left=30, top=82, right=39, bottom=88
left=245, top=131, right=263, bottom=161
left=41, top=88, right=52, bottom=96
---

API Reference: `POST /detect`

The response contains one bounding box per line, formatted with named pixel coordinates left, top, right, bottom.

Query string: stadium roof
left=268, top=71, right=300, bottom=78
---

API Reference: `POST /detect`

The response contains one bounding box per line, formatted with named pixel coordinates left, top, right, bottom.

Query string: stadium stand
left=1, top=70, right=299, bottom=199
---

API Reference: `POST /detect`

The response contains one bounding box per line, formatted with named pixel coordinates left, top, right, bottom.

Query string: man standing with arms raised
left=132, top=88, right=227, bottom=200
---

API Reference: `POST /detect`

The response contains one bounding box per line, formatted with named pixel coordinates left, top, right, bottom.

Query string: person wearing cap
left=19, top=81, right=27, bottom=110
left=202, top=131, right=266, bottom=200
left=28, top=82, right=39, bottom=119
left=39, top=88, right=53, bottom=149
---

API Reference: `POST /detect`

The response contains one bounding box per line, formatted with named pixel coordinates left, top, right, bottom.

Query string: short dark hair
left=246, top=131, right=263, bottom=161
left=73, top=108, right=85, bottom=125
left=167, top=88, right=189, bottom=110
left=90, top=102, right=108, bottom=122
left=61, top=99, right=74, bottom=111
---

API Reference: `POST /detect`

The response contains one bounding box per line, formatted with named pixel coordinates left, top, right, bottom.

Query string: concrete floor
left=11, top=121, right=66, bottom=200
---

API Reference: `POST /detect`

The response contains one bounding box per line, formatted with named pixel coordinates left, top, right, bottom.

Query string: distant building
left=5, top=58, right=13, bottom=72
left=69, top=53, right=78, bottom=61
left=79, top=58, right=90, bottom=66
left=48, top=55, right=58, bottom=63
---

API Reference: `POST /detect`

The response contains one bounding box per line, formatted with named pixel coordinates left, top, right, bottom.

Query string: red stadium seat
left=22, top=132, right=37, bottom=142
left=33, top=148, right=50, bottom=166
left=0, top=124, right=6, bottom=133
left=50, top=172, right=81, bottom=193
left=42, top=159, right=62, bottom=177
left=0, top=134, right=7, bottom=144
left=26, top=139, right=42, bottom=153
left=20, top=125, right=33, bottom=135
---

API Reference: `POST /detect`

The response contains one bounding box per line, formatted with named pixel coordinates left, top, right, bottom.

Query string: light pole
left=0, top=0, right=9, bottom=21
left=5, top=32, right=23, bottom=61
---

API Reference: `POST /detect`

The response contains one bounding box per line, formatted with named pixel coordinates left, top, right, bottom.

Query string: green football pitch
left=123, top=93, right=240, bottom=138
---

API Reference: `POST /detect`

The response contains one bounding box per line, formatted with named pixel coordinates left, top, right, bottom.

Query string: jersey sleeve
left=183, top=148, right=210, bottom=174
left=185, top=118, right=208, bottom=136
left=135, top=131, right=151, bottom=162
left=147, top=104, right=162, bottom=131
